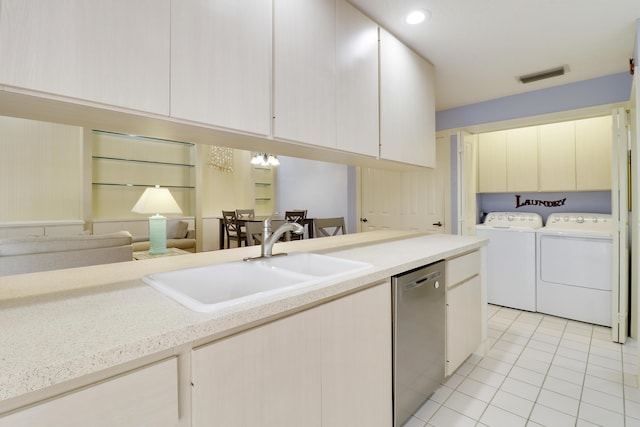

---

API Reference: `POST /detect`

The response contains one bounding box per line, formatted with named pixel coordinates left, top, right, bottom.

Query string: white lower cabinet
left=191, top=281, right=392, bottom=427
left=320, top=281, right=392, bottom=426
left=445, top=251, right=482, bottom=376
left=0, top=358, right=178, bottom=427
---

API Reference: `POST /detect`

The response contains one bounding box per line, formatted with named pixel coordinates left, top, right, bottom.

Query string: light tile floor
left=405, top=305, right=639, bottom=427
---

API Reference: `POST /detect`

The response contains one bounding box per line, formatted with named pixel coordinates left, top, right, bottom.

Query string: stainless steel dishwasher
left=392, top=260, right=445, bottom=427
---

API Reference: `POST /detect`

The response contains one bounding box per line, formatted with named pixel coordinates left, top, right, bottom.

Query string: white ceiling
left=348, top=0, right=640, bottom=111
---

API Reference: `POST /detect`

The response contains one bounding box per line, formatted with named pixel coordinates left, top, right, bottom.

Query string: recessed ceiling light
left=406, top=9, right=431, bottom=25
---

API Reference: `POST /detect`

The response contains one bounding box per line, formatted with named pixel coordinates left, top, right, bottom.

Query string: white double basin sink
left=142, top=252, right=373, bottom=312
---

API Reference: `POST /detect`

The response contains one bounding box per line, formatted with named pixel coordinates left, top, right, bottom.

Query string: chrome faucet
left=261, top=217, right=304, bottom=258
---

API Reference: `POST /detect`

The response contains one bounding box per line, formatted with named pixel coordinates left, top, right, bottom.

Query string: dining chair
left=314, top=217, right=346, bottom=237
left=245, top=220, right=287, bottom=246
left=285, top=210, right=307, bottom=240
left=221, top=210, right=245, bottom=248
left=235, top=209, right=255, bottom=220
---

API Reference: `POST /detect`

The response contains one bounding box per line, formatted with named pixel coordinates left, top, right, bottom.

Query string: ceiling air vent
left=518, top=66, right=567, bottom=84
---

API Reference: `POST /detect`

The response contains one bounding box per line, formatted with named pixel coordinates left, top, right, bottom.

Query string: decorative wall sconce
left=207, top=145, right=234, bottom=172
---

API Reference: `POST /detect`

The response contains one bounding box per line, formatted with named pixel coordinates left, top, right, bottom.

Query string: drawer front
left=446, top=250, right=480, bottom=287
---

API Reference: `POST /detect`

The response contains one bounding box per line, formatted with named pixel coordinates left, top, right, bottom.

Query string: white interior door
left=458, top=131, right=478, bottom=235
left=359, top=138, right=449, bottom=232
left=612, top=107, right=629, bottom=343
left=359, top=167, right=402, bottom=231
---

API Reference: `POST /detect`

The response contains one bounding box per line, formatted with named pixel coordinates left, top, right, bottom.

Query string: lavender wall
left=436, top=73, right=633, bottom=132
left=275, top=156, right=355, bottom=232
left=478, top=192, right=612, bottom=224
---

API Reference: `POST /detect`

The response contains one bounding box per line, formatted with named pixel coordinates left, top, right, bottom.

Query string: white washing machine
left=536, top=213, right=613, bottom=326
left=476, top=212, right=543, bottom=312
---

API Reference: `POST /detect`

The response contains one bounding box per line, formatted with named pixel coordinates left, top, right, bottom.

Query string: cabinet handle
left=432, top=221, right=443, bottom=227
left=361, top=218, right=368, bottom=223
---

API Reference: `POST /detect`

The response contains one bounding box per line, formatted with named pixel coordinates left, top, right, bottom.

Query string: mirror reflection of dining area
left=219, top=209, right=347, bottom=249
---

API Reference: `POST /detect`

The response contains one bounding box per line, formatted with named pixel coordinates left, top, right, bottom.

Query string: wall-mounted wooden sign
left=515, top=194, right=567, bottom=208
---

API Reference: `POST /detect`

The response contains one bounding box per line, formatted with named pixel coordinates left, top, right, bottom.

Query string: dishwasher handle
left=403, top=270, right=442, bottom=290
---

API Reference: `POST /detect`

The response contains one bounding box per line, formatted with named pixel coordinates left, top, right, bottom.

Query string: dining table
left=218, top=215, right=315, bottom=249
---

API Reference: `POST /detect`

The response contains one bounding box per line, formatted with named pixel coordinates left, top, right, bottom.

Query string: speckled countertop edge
left=0, top=231, right=487, bottom=404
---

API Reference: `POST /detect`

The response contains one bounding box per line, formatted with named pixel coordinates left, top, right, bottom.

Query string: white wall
left=275, top=156, right=352, bottom=232
left=0, top=116, right=83, bottom=221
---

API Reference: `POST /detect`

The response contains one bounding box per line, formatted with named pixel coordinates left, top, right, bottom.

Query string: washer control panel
left=545, top=213, right=612, bottom=231
left=482, top=212, right=543, bottom=228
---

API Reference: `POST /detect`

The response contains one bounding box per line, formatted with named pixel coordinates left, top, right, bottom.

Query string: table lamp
left=132, top=185, right=183, bottom=254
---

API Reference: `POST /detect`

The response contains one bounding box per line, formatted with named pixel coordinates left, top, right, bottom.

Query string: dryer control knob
left=592, top=217, right=598, bottom=223
left=508, top=215, right=514, bottom=221
left=577, top=216, right=584, bottom=223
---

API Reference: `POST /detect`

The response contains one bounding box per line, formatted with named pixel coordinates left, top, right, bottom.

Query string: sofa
left=131, top=219, right=196, bottom=253
left=0, top=231, right=133, bottom=276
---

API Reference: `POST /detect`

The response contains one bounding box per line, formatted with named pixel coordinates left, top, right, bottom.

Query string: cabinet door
left=335, top=0, right=379, bottom=157
left=575, top=115, right=612, bottom=190
left=446, top=282, right=468, bottom=375
left=171, top=0, right=271, bottom=136
left=446, top=275, right=482, bottom=376
left=0, top=359, right=178, bottom=427
left=477, top=131, right=507, bottom=193
left=321, top=282, right=392, bottom=426
left=379, top=29, right=436, bottom=167
left=538, top=121, right=576, bottom=191
left=0, top=0, right=170, bottom=115
left=273, top=0, right=336, bottom=148
left=506, top=126, right=538, bottom=192
left=192, top=308, right=322, bottom=427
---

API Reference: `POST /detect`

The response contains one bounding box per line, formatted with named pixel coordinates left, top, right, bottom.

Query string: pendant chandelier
left=250, top=152, right=280, bottom=166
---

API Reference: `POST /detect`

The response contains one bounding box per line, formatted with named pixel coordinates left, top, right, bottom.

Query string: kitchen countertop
left=0, top=230, right=486, bottom=407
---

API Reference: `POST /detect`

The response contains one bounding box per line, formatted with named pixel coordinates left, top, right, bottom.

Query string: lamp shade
left=132, top=185, right=183, bottom=215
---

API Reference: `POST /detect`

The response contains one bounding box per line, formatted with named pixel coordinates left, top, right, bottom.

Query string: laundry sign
left=515, top=194, right=567, bottom=208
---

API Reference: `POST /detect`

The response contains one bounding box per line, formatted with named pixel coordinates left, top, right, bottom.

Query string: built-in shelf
left=92, top=183, right=195, bottom=189
left=92, top=130, right=196, bottom=218
left=92, top=156, right=194, bottom=168
left=252, top=165, right=275, bottom=216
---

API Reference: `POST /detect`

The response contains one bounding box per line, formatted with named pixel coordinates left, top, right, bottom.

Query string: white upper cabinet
left=0, top=0, right=170, bottom=115
left=477, top=131, right=507, bottom=193
left=273, top=0, right=337, bottom=148
left=379, top=29, right=436, bottom=167
left=506, top=126, right=538, bottom=192
left=170, top=0, right=271, bottom=136
left=335, top=0, right=379, bottom=157
left=575, top=115, right=612, bottom=191
left=538, top=121, right=576, bottom=191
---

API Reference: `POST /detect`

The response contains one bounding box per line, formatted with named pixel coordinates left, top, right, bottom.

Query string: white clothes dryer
left=536, top=213, right=613, bottom=326
left=476, top=212, right=543, bottom=312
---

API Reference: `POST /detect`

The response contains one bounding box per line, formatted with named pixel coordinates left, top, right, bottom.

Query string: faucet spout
left=262, top=221, right=304, bottom=257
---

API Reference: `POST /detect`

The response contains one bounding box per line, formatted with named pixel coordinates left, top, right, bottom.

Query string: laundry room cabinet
left=477, top=116, right=612, bottom=193
left=0, top=0, right=170, bottom=115
left=477, top=127, right=538, bottom=193
left=575, top=115, right=612, bottom=190
left=477, top=131, right=507, bottom=192
left=538, top=121, right=576, bottom=191
left=506, top=126, right=539, bottom=191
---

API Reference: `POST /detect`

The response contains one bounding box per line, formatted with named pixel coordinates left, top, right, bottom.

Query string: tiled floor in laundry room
left=404, top=304, right=640, bottom=427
